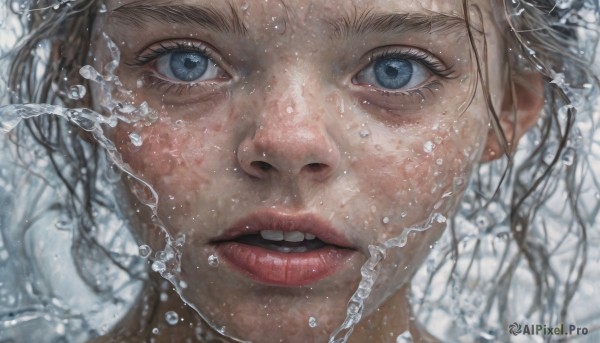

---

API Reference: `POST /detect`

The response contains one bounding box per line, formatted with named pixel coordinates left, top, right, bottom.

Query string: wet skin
left=91, top=0, right=509, bottom=341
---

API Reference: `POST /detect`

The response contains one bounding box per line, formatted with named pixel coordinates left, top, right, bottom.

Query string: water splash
left=0, top=33, right=249, bottom=343
left=328, top=212, right=446, bottom=343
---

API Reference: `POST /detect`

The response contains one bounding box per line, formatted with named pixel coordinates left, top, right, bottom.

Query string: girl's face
left=92, top=0, right=505, bottom=341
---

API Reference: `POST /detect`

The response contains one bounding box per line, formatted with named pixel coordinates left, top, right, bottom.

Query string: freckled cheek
left=111, top=122, right=228, bottom=202
left=351, top=126, right=484, bottom=226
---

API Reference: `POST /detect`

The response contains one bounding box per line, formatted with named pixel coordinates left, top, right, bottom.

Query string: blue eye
left=169, top=52, right=208, bottom=82
left=154, top=49, right=221, bottom=83
left=354, top=53, right=433, bottom=91
left=373, top=59, right=413, bottom=89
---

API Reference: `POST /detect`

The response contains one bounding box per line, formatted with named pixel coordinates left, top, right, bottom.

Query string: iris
left=373, top=59, right=413, bottom=89
left=169, top=52, right=208, bottom=82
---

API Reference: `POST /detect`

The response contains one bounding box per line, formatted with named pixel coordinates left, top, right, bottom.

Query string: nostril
left=304, top=163, right=328, bottom=173
left=251, top=161, right=272, bottom=171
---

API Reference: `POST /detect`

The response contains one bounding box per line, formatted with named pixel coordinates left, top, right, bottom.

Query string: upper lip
left=212, top=210, right=353, bottom=248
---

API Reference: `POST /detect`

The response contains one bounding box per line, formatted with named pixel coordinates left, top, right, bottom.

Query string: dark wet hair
left=5, top=0, right=600, bottom=340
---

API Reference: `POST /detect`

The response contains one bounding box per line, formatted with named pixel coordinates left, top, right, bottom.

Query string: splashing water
left=328, top=212, right=447, bottom=343
left=0, top=33, right=249, bottom=343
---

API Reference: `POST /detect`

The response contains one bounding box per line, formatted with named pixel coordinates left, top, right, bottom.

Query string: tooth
left=305, top=233, right=316, bottom=240
left=283, top=231, right=305, bottom=242
left=260, top=230, right=284, bottom=241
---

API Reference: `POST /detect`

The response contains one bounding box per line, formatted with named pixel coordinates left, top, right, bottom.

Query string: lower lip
left=216, top=242, right=355, bottom=286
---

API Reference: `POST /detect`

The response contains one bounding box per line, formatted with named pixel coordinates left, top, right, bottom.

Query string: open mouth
left=213, top=211, right=356, bottom=286
left=234, top=230, right=326, bottom=253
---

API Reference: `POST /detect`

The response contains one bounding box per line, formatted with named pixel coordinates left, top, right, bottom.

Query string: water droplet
left=139, top=101, right=149, bottom=116
left=67, top=85, right=86, bottom=100
left=119, top=103, right=137, bottom=114
left=436, top=158, right=443, bottom=166
left=561, top=147, right=575, bottom=166
left=423, top=141, right=435, bottom=153
left=396, top=330, right=413, bottom=343
left=208, top=254, right=219, bottom=267
left=0, top=250, right=9, bottom=261
left=79, top=65, right=102, bottom=82
left=270, top=16, right=286, bottom=34
left=152, top=327, right=159, bottom=334
left=99, top=3, right=107, bottom=13
left=308, top=316, right=318, bottom=328
left=240, top=2, right=249, bottom=11
left=138, top=244, right=152, bottom=258
left=382, top=216, right=390, bottom=224
left=129, top=132, right=143, bottom=147
left=55, top=215, right=72, bottom=231
left=152, top=261, right=166, bottom=273
left=286, top=106, right=293, bottom=114
left=434, top=213, right=446, bottom=223
left=359, top=129, right=370, bottom=138
left=175, top=119, right=184, bottom=127
left=105, top=163, right=122, bottom=183
left=475, top=212, right=492, bottom=230
left=165, top=311, right=179, bottom=325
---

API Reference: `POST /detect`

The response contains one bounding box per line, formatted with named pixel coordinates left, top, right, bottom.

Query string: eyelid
left=131, top=39, right=234, bottom=80
left=352, top=46, right=456, bottom=85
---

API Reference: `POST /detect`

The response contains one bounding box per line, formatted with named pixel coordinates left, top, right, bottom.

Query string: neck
left=97, top=281, right=438, bottom=343
left=350, top=284, right=438, bottom=343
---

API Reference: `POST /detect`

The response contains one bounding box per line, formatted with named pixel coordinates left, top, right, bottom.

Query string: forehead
left=106, top=0, right=475, bottom=27
left=103, top=0, right=491, bottom=44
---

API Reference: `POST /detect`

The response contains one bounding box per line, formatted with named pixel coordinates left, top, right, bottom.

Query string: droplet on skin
left=129, top=132, right=143, bottom=147
left=308, top=316, right=318, bottom=328
left=286, top=106, right=293, bottom=114
left=208, top=254, right=219, bottom=267
left=270, top=16, right=286, bottom=34
left=359, top=129, right=370, bottom=138
left=423, top=141, right=435, bottom=153
left=396, top=330, right=413, bottom=342
left=165, top=311, right=179, bottom=326
left=434, top=213, right=447, bottom=223
left=382, top=216, right=390, bottom=224
left=152, top=328, right=159, bottom=335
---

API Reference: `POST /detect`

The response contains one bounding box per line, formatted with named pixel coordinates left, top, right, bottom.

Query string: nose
left=237, top=96, right=341, bottom=182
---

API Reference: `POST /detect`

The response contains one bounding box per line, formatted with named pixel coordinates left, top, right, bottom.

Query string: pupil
left=184, top=58, right=198, bottom=69
left=385, top=66, right=399, bottom=78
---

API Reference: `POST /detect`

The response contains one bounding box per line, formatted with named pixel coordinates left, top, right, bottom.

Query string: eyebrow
left=327, top=9, right=467, bottom=39
left=110, top=1, right=249, bottom=36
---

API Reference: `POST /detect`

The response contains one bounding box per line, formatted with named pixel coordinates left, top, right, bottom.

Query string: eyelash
left=363, top=48, right=455, bottom=98
left=132, top=43, right=455, bottom=102
left=132, top=41, right=222, bottom=95
left=133, top=41, right=213, bottom=67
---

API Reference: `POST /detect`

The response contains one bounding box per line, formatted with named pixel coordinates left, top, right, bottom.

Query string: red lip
left=213, top=210, right=355, bottom=286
